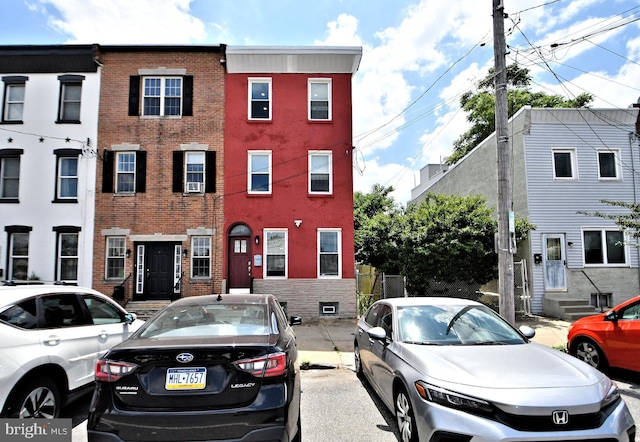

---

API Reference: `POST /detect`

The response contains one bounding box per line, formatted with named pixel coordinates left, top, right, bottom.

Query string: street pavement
left=296, top=315, right=572, bottom=369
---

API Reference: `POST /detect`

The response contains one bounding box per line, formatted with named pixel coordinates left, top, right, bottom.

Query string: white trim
left=551, top=147, right=578, bottom=180
left=248, top=78, right=272, bottom=120
left=317, top=228, right=342, bottom=278
left=248, top=150, right=272, bottom=194
left=264, top=229, right=288, bottom=279
left=308, top=78, right=332, bottom=121
left=308, top=151, right=333, bottom=195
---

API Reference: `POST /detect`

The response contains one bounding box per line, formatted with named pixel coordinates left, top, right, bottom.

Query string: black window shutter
left=102, top=150, right=114, bottom=193
left=205, top=151, right=216, bottom=193
left=128, top=76, right=140, bottom=116
left=173, top=151, right=184, bottom=192
left=183, top=75, right=193, bottom=116
left=136, top=151, right=147, bottom=193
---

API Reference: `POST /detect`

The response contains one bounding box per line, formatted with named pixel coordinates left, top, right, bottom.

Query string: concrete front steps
left=124, top=300, right=171, bottom=320
left=542, top=297, right=599, bottom=321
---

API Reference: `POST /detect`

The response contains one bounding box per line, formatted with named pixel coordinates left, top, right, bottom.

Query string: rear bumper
left=88, top=425, right=289, bottom=442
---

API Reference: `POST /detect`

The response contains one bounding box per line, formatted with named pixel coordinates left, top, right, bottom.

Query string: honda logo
left=552, top=410, right=569, bottom=425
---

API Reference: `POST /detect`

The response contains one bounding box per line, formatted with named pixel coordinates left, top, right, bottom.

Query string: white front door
left=543, top=234, right=567, bottom=291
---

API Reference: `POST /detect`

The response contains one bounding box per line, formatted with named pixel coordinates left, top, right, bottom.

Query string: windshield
left=137, top=302, right=269, bottom=339
left=397, top=304, right=526, bottom=345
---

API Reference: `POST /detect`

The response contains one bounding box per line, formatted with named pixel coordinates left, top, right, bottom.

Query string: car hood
left=398, top=341, right=607, bottom=407
left=572, top=313, right=606, bottom=325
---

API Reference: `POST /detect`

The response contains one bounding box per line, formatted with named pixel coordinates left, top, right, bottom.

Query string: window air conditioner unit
left=186, top=182, right=202, bottom=193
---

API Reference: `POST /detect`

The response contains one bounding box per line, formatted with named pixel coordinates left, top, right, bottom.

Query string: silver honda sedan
left=354, top=297, right=636, bottom=442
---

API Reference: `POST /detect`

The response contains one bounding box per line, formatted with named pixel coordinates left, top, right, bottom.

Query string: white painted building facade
left=0, top=45, right=100, bottom=286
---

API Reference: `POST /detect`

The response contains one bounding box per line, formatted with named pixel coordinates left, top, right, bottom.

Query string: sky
left=2, top=0, right=640, bottom=204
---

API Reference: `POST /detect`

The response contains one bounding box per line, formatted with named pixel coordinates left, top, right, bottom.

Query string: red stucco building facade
left=222, top=46, right=362, bottom=318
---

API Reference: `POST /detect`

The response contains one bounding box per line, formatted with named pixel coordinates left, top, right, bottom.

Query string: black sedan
left=87, top=293, right=302, bottom=442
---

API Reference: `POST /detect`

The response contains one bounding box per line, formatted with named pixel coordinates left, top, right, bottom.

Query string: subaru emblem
left=552, top=410, right=569, bottom=425
left=176, top=353, right=194, bottom=363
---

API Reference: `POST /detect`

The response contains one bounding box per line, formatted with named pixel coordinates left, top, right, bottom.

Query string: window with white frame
left=248, top=151, right=272, bottom=194
left=3, top=81, right=25, bottom=122
left=116, top=152, right=136, bottom=193
left=265, top=230, right=287, bottom=278
left=9, top=231, right=29, bottom=280
left=249, top=78, right=271, bottom=120
left=57, top=75, right=84, bottom=123
left=58, top=232, right=79, bottom=282
left=0, top=155, right=20, bottom=199
left=56, top=156, right=78, bottom=199
left=191, top=237, right=211, bottom=278
left=309, top=151, right=332, bottom=194
left=106, top=237, right=126, bottom=279
left=583, top=229, right=626, bottom=265
left=318, top=229, right=341, bottom=277
left=598, top=149, right=620, bottom=180
left=185, top=152, right=204, bottom=193
left=143, top=77, right=182, bottom=116
left=309, top=79, right=331, bottom=120
left=552, top=149, right=577, bottom=179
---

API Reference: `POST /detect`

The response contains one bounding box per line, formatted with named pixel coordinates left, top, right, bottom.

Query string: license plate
left=165, top=367, right=206, bottom=390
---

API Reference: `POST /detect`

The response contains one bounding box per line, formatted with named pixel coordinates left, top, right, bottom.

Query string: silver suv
left=0, top=285, right=143, bottom=418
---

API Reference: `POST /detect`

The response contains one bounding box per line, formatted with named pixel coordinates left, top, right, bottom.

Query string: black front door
left=146, top=243, right=175, bottom=300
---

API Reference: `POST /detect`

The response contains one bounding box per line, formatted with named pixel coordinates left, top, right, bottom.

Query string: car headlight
left=415, top=381, right=494, bottom=415
left=602, top=379, right=620, bottom=408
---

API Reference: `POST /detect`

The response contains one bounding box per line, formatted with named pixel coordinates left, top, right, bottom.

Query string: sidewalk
left=295, top=316, right=572, bottom=370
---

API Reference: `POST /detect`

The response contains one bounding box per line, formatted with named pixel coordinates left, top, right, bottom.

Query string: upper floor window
left=309, top=79, right=331, bottom=120
left=172, top=149, right=216, bottom=194
left=2, top=76, right=27, bottom=123
left=309, top=151, right=332, bottom=194
left=191, top=236, right=211, bottom=278
left=57, top=75, right=84, bottom=123
left=583, top=229, right=626, bottom=266
left=598, top=149, right=620, bottom=180
left=128, top=74, right=193, bottom=117
left=249, top=78, right=271, bottom=120
left=102, top=148, right=146, bottom=194
left=265, top=229, right=287, bottom=278
left=552, top=148, right=577, bottom=179
left=116, top=152, right=136, bottom=193
left=248, top=151, right=272, bottom=194
left=0, top=149, right=22, bottom=200
left=318, top=229, right=341, bottom=277
left=185, top=152, right=204, bottom=193
left=106, top=236, right=126, bottom=279
left=143, top=77, right=182, bottom=116
left=54, top=149, right=81, bottom=201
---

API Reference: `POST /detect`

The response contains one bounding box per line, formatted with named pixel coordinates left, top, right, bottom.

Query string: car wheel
left=395, top=387, right=418, bottom=442
left=8, top=378, right=60, bottom=418
left=354, top=343, right=363, bottom=378
left=573, top=338, right=608, bottom=371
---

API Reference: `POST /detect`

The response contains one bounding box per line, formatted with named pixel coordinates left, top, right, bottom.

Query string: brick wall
left=93, top=48, right=225, bottom=302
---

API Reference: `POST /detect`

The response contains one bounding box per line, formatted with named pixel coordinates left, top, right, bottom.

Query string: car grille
left=493, top=398, right=619, bottom=432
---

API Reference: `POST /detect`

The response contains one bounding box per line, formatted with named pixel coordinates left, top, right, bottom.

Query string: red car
left=567, top=295, right=640, bottom=372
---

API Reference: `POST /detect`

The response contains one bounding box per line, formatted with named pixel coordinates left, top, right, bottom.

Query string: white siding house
left=411, top=106, right=640, bottom=318
left=0, top=45, right=100, bottom=286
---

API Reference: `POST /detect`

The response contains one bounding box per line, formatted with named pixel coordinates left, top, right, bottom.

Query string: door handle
left=99, top=331, right=108, bottom=339
left=43, top=336, right=60, bottom=346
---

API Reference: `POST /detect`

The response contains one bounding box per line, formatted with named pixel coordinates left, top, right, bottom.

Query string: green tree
left=401, top=194, right=498, bottom=295
left=447, top=64, right=593, bottom=165
left=354, top=184, right=403, bottom=271
left=580, top=200, right=640, bottom=244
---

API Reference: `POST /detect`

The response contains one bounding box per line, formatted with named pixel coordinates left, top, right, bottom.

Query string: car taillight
left=95, top=360, right=138, bottom=382
left=235, top=352, right=287, bottom=378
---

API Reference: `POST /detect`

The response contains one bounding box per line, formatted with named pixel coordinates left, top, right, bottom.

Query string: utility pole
left=493, top=0, right=515, bottom=324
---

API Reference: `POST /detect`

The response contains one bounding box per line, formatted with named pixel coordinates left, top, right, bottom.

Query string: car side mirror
left=290, top=316, right=302, bottom=326
left=604, top=310, right=617, bottom=322
left=368, top=326, right=387, bottom=341
left=518, top=325, right=535, bottom=339
left=124, top=312, right=137, bottom=324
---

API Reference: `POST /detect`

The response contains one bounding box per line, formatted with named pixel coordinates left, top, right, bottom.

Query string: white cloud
left=39, top=0, right=207, bottom=44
